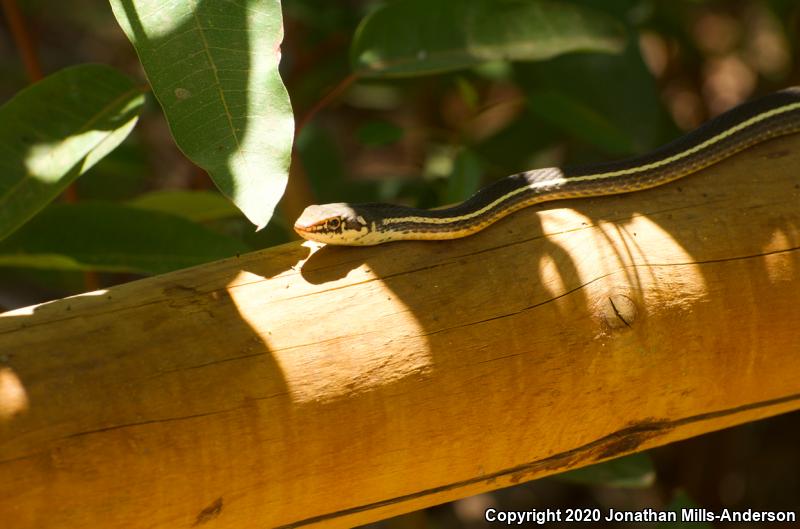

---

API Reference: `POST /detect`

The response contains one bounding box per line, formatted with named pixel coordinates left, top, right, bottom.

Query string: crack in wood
left=281, top=391, right=800, bottom=528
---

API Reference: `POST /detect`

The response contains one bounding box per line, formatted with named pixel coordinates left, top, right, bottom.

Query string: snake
left=294, top=87, right=800, bottom=246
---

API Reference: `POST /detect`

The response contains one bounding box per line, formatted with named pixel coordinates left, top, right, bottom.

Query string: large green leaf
left=351, top=0, right=626, bottom=77
left=128, top=190, right=240, bottom=222
left=0, top=202, right=249, bottom=275
left=0, top=64, right=144, bottom=241
left=109, top=0, right=294, bottom=229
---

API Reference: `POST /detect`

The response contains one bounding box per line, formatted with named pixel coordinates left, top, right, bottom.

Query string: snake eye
left=326, top=218, right=341, bottom=230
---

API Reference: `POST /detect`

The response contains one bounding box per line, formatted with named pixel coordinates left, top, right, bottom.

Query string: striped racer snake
left=294, top=87, right=800, bottom=246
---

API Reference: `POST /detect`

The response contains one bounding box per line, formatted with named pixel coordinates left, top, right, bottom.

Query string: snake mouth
left=293, top=223, right=320, bottom=240
left=293, top=223, right=337, bottom=245
left=292, top=221, right=310, bottom=232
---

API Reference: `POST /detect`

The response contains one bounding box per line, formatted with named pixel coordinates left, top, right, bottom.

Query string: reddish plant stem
left=1, top=0, right=43, bottom=81
left=2, top=0, right=99, bottom=291
left=295, top=73, right=358, bottom=137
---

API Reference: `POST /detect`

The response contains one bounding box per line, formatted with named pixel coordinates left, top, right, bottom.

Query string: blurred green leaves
left=0, top=203, right=248, bottom=275
left=555, top=453, right=656, bottom=488
left=527, top=89, right=636, bottom=154
left=659, top=491, right=714, bottom=529
left=351, top=0, right=627, bottom=77
left=357, top=120, right=404, bottom=146
left=444, top=149, right=482, bottom=203
left=0, top=0, right=658, bottom=282
left=109, top=0, right=294, bottom=229
left=129, top=190, right=241, bottom=222
left=0, top=64, right=144, bottom=240
left=518, top=44, right=673, bottom=156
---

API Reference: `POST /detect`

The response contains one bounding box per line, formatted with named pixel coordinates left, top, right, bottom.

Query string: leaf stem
left=1, top=0, right=43, bottom=81
left=295, top=73, right=358, bottom=136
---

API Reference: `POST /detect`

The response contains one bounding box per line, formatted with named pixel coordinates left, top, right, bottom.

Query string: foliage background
left=1, top=0, right=799, bottom=527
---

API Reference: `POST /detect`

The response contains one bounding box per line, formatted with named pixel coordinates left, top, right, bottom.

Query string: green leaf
left=455, top=76, right=479, bottom=109
left=0, top=64, right=144, bottom=241
left=129, top=190, right=241, bottom=222
left=444, top=149, right=482, bottom=203
left=516, top=43, right=675, bottom=156
left=0, top=202, right=248, bottom=275
left=659, top=491, right=713, bottom=529
left=555, top=453, right=656, bottom=488
left=351, top=0, right=626, bottom=78
left=527, top=89, right=635, bottom=154
left=77, top=139, right=149, bottom=200
left=109, top=0, right=294, bottom=230
left=356, top=120, right=404, bottom=146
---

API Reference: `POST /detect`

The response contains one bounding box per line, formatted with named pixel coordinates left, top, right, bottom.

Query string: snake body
left=294, top=87, right=800, bottom=246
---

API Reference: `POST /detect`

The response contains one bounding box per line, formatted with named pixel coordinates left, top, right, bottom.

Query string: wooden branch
left=2, top=135, right=800, bottom=528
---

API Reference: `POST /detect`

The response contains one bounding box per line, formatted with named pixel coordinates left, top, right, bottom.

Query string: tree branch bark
left=1, top=135, right=799, bottom=528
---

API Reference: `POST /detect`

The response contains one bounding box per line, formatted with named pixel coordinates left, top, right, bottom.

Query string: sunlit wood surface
left=1, top=134, right=799, bottom=528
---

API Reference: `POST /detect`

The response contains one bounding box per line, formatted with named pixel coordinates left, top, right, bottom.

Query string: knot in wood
left=603, top=294, right=638, bottom=329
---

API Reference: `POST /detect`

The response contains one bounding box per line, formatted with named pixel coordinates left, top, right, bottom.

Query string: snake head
left=294, top=203, right=375, bottom=245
